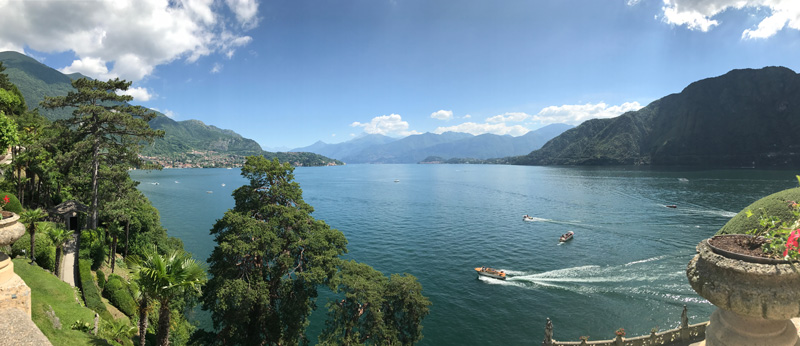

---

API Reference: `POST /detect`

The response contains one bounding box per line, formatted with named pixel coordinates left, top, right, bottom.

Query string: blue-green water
left=130, top=165, right=797, bottom=345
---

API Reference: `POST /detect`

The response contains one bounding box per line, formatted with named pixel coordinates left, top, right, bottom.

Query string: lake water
left=130, top=165, right=797, bottom=345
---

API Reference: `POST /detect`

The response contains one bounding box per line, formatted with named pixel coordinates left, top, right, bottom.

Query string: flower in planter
left=615, top=328, right=625, bottom=337
left=785, top=229, right=800, bottom=258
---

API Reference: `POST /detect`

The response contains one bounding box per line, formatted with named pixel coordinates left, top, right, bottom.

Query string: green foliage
left=0, top=110, right=19, bottom=149
left=203, top=156, right=349, bottom=345
left=79, top=229, right=107, bottom=270
left=320, top=260, right=431, bottom=345
left=11, top=225, right=55, bottom=270
left=97, top=270, right=106, bottom=291
left=0, top=192, right=23, bottom=213
left=101, top=319, right=136, bottom=346
left=717, top=187, right=800, bottom=235
left=78, top=258, right=113, bottom=321
left=103, top=274, right=137, bottom=318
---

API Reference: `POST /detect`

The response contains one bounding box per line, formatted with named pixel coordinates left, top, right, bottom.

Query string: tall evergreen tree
left=41, top=78, right=164, bottom=229
left=202, top=156, right=348, bottom=345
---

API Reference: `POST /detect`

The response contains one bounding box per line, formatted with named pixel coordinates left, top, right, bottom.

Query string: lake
left=130, top=165, right=797, bottom=345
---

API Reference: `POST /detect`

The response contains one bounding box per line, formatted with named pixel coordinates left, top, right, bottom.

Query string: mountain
left=292, top=125, right=571, bottom=164
left=0, top=51, right=342, bottom=167
left=513, top=67, right=800, bottom=167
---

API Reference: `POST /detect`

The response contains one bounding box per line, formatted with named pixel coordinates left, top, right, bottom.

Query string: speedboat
left=523, top=215, right=535, bottom=222
left=559, top=231, right=574, bottom=242
left=665, top=205, right=677, bottom=208
left=475, top=267, right=507, bottom=280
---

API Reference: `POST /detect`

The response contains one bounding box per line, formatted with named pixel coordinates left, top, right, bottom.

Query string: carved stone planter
left=0, top=212, right=31, bottom=317
left=687, top=238, right=800, bottom=346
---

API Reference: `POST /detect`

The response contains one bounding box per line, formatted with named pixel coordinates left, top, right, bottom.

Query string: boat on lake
left=665, top=205, right=677, bottom=208
left=475, top=267, right=506, bottom=280
left=523, top=215, right=535, bottom=222
left=559, top=231, right=574, bottom=242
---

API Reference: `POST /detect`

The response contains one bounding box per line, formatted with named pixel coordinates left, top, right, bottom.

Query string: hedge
left=77, top=258, right=112, bottom=321
left=79, top=229, right=107, bottom=270
left=11, top=227, right=56, bottom=271
left=102, top=274, right=136, bottom=317
left=96, top=270, right=106, bottom=291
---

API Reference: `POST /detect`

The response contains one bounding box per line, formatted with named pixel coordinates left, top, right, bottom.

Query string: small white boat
left=394, top=179, right=400, bottom=183
left=559, top=231, right=574, bottom=242
left=475, top=267, right=507, bottom=280
left=523, top=215, right=535, bottom=222
left=206, top=191, right=213, bottom=194
left=221, top=183, right=226, bottom=187
left=151, top=182, right=159, bottom=185
left=174, top=181, right=179, bottom=183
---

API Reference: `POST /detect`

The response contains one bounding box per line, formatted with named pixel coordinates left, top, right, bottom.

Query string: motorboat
left=475, top=267, right=507, bottom=280
left=665, top=205, right=677, bottom=208
left=523, top=215, right=535, bottom=222
left=559, top=231, right=574, bottom=242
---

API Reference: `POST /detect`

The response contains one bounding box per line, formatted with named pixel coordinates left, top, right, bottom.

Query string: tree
left=132, top=248, right=205, bottom=346
left=202, top=156, right=348, bottom=345
left=319, top=260, right=431, bottom=345
left=19, top=208, right=47, bottom=264
left=41, top=78, right=164, bottom=229
left=44, top=223, right=74, bottom=277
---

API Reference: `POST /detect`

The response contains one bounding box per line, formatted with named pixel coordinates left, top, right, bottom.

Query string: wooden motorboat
left=475, top=267, right=507, bottom=280
left=665, top=205, right=677, bottom=208
left=559, top=231, right=574, bottom=242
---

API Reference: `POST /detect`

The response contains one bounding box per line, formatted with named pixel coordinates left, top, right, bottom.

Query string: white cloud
left=430, top=109, right=453, bottom=120
left=532, top=102, right=642, bottom=125
left=660, top=0, right=800, bottom=39
left=118, top=87, right=154, bottom=102
left=350, top=114, right=421, bottom=137
left=0, top=0, right=258, bottom=81
left=211, top=63, right=223, bottom=74
left=486, top=112, right=530, bottom=123
left=463, top=114, right=472, bottom=119
left=433, top=122, right=530, bottom=136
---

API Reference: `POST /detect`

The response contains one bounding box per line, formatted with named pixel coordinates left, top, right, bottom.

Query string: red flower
left=784, top=229, right=800, bottom=257
left=2, top=195, right=8, bottom=205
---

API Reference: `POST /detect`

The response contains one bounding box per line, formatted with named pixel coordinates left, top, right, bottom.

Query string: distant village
left=139, top=150, right=245, bottom=168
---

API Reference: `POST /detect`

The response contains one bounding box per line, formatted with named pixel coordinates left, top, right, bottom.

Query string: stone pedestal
left=0, top=255, right=31, bottom=317
left=688, top=238, right=800, bottom=346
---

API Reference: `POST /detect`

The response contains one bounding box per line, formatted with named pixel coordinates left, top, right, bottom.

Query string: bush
left=11, top=228, right=56, bottom=271
left=77, top=258, right=112, bottom=321
left=79, top=229, right=107, bottom=270
left=0, top=191, right=22, bottom=213
left=103, top=274, right=136, bottom=318
left=96, top=270, right=106, bottom=291
left=718, top=187, right=800, bottom=235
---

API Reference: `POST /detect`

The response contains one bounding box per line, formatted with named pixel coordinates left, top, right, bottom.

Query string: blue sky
left=1, top=0, right=799, bottom=150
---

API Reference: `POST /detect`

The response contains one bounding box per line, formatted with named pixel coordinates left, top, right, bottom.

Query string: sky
left=1, top=0, right=800, bottom=150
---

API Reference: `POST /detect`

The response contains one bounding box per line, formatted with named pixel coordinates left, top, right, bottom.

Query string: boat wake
left=483, top=256, right=702, bottom=304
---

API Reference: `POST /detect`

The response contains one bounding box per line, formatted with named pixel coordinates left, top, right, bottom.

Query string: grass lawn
left=13, top=258, right=112, bottom=346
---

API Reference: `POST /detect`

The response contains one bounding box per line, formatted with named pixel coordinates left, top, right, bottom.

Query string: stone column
left=687, top=239, right=800, bottom=346
left=0, top=213, right=30, bottom=317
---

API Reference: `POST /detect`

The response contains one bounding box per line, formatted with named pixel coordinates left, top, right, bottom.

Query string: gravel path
left=61, top=235, right=77, bottom=287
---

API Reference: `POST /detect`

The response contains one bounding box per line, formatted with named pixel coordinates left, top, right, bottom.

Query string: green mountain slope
left=0, top=51, right=342, bottom=167
left=514, top=67, right=800, bottom=167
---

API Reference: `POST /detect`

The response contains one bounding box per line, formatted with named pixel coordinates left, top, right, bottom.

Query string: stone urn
left=0, top=212, right=25, bottom=284
left=687, top=237, right=800, bottom=346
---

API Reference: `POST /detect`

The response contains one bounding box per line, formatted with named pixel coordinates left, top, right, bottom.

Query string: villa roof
left=49, top=200, right=89, bottom=215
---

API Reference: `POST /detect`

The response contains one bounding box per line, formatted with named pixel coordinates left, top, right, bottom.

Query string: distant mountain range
left=0, top=51, right=341, bottom=167
left=511, top=66, right=800, bottom=167
left=291, top=123, right=573, bottom=163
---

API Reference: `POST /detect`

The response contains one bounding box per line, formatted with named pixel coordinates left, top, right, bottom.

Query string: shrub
left=96, top=270, right=106, bottom=291
left=79, top=229, right=107, bottom=270
left=103, top=274, right=136, bottom=317
left=11, top=228, right=56, bottom=271
left=0, top=192, right=23, bottom=213
left=77, top=258, right=112, bottom=321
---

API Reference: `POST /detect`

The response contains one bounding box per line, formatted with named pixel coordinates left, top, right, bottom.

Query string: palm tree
left=102, top=319, right=137, bottom=345
left=45, top=224, right=74, bottom=277
left=131, top=248, right=205, bottom=346
left=19, top=208, right=47, bottom=265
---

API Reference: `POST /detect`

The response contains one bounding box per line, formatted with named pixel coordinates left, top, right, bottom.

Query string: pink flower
left=784, top=229, right=800, bottom=257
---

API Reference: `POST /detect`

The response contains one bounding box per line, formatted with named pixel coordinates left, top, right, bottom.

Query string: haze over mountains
left=292, top=124, right=572, bottom=163
left=512, top=66, right=800, bottom=167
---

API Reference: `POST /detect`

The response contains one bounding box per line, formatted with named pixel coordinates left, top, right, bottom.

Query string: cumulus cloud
left=660, top=0, right=800, bottom=38
left=0, top=0, right=258, bottom=82
left=486, top=112, right=530, bottom=123
left=118, top=87, right=154, bottom=102
left=532, top=102, right=642, bottom=125
left=433, top=122, right=530, bottom=136
left=430, top=109, right=453, bottom=120
left=350, top=114, right=421, bottom=137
